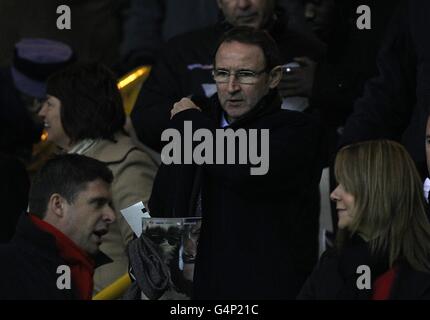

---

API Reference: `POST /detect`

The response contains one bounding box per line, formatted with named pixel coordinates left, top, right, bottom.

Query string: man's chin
left=225, top=109, right=244, bottom=121
left=236, top=21, right=260, bottom=29
left=85, top=243, right=101, bottom=256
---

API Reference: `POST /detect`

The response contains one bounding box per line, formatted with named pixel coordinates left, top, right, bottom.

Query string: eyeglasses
left=212, top=68, right=267, bottom=84
left=146, top=227, right=181, bottom=246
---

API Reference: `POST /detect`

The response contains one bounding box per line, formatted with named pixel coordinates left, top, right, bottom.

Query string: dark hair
left=29, top=154, right=113, bottom=218
left=214, top=26, right=282, bottom=70
left=46, top=62, right=125, bottom=143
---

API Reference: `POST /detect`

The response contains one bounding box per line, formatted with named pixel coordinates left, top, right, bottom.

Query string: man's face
left=60, top=179, right=115, bottom=255
left=217, top=0, right=275, bottom=29
left=214, top=41, right=280, bottom=122
left=304, top=0, right=336, bottom=41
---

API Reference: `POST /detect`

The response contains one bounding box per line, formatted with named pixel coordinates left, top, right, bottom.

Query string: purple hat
left=11, top=38, right=75, bottom=99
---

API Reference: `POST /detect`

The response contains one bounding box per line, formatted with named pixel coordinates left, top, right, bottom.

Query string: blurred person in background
left=39, top=62, right=158, bottom=293
left=120, top=0, right=308, bottom=71
left=340, top=0, right=429, bottom=176
left=0, top=1, right=127, bottom=71
left=0, top=38, right=75, bottom=162
left=0, top=153, right=30, bottom=243
left=300, top=0, right=400, bottom=164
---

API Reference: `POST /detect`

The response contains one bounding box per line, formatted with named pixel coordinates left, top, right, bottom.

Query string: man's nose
left=38, top=103, right=47, bottom=117
left=304, top=3, right=316, bottom=21
left=103, top=205, right=116, bottom=224
left=227, top=74, right=241, bottom=93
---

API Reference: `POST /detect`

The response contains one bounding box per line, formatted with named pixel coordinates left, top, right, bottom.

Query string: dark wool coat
left=0, top=214, right=111, bottom=300
left=298, top=235, right=430, bottom=300
left=149, top=92, right=324, bottom=299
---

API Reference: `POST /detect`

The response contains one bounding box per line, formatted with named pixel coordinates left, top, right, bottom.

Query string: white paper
left=120, top=201, right=150, bottom=237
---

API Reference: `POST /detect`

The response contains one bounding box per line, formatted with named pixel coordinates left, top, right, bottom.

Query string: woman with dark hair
left=298, top=140, right=430, bottom=299
left=39, top=62, right=158, bottom=294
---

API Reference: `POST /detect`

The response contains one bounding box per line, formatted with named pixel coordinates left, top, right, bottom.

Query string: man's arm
left=168, top=106, right=323, bottom=195
left=131, top=41, right=185, bottom=152
left=340, top=1, right=417, bottom=147
left=147, top=100, right=211, bottom=218
left=120, top=0, right=165, bottom=68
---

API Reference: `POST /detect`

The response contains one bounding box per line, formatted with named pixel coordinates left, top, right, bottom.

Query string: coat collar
left=72, top=131, right=139, bottom=165
left=12, top=213, right=112, bottom=268
left=205, top=90, right=282, bottom=129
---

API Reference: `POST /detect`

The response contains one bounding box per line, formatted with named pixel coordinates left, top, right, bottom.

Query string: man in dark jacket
left=0, top=154, right=29, bottom=243
left=0, top=154, right=115, bottom=300
left=131, top=0, right=325, bottom=153
left=149, top=27, right=323, bottom=299
left=120, top=0, right=312, bottom=70
left=301, top=0, right=401, bottom=163
left=340, top=0, right=430, bottom=173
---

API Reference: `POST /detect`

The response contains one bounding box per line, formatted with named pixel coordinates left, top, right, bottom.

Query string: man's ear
left=268, top=66, right=283, bottom=89
left=47, top=193, right=66, bottom=218
left=216, top=0, right=223, bottom=9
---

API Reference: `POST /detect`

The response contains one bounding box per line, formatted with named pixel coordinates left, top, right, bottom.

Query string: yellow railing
left=93, top=66, right=151, bottom=300
left=118, top=65, right=151, bottom=115
left=92, top=273, right=132, bottom=300
left=28, top=66, right=150, bottom=298
left=40, top=65, right=151, bottom=141
left=33, top=65, right=151, bottom=173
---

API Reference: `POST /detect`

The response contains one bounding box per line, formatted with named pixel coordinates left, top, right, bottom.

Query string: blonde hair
left=334, top=140, right=430, bottom=272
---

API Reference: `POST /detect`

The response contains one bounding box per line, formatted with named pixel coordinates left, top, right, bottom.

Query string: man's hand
left=170, top=97, right=201, bottom=119
left=278, top=57, right=316, bottom=98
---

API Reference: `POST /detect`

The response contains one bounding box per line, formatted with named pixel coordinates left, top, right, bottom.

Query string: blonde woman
left=299, top=140, right=430, bottom=300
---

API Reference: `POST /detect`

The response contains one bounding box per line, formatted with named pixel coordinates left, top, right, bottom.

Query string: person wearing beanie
left=0, top=38, right=75, bottom=161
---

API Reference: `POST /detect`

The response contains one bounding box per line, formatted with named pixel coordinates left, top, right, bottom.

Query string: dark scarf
left=124, top=234, right=172, bottom=300
left=204, top=89, right=282, bottom=128
left=335, top=234, right=391, bottom=299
